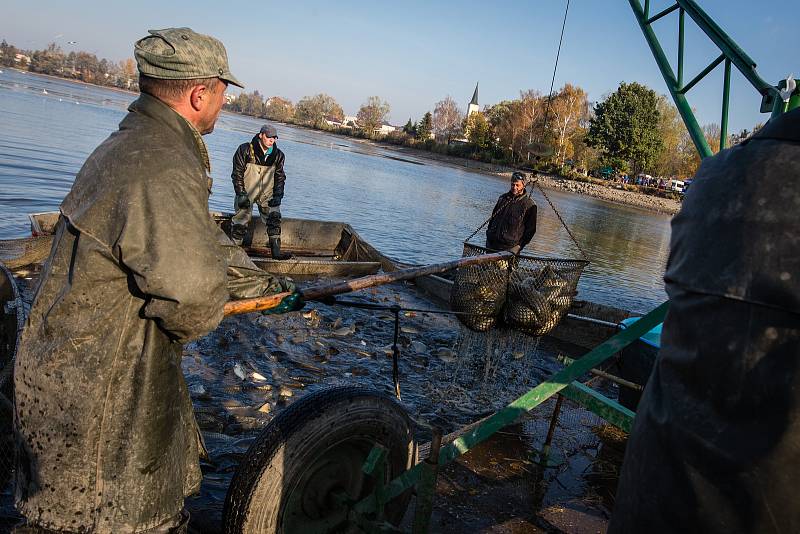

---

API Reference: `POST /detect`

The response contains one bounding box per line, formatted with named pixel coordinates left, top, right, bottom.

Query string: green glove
left=262, top=292, right=305, bottom=315
left=235, top=192, right=251, bottom=210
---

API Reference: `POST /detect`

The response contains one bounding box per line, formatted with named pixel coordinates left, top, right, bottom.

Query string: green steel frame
left=628, top=0, right=782, bottom=156
left=350, top=302, right=668, bottom=530
left=347, top=3, right=800, bottom=532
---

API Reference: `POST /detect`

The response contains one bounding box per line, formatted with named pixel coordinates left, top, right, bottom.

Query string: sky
left=2, top=0, right=797, bottom=132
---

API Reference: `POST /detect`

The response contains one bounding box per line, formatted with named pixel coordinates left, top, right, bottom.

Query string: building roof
left=470, top=82, right=479, bottom=106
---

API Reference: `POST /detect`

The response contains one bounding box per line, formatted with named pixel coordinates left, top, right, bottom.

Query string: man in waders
left=230, top=124, right=292, bottom=260
left=485, top=172, right=537, bottom=255
left=13, top=28, right=292, bottom=533
left=609, top=103, right=800, bottom=533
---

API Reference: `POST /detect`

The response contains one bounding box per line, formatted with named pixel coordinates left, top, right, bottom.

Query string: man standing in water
left=230, top=124, right=292, bottom=260
left=13, top=28, right=289, bottom=533
left=485, top=172, right=538, bottom=254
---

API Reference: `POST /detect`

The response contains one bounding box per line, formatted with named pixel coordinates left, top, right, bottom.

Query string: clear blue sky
left=2, top=0, right=797, bottom=132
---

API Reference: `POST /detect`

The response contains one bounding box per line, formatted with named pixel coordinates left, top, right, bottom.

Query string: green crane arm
left=627, top=0, right=783, bottom=158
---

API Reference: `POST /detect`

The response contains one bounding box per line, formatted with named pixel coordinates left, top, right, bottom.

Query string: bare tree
left=264, top=96, right=295, bottom=122
left=433, top=96, right=463, bottom=143
left=357, top=96, right=391, bottom=136
left=548, top=84, right=589, bottom=164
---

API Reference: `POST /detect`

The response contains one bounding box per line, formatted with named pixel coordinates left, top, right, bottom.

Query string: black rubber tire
left=222, top=385, right=417, bottom=534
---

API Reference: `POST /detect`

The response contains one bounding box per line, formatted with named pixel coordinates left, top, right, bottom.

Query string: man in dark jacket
left=610, top=105, right=800, bottom=533
left=230, top=124, right=291, bottom=259
left=13, top=28, right=288, bottom=533
left=486, top=172, right=537, bottom=254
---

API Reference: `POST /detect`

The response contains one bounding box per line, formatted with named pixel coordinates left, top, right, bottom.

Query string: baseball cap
left=259, top=124, right=278, bottom=138
left=134, top=27, right=244, bottom=88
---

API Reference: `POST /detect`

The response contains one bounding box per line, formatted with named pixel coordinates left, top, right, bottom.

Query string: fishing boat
left=21, top=210, right=634, bottom=346
left=26, top=211, right=385, bottom=279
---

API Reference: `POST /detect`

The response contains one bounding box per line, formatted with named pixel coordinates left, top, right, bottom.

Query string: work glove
left=278, top=277, right=296, bottom=294
left=261, top=291, right=305, bottom=315
left=235, top=192, right=251, bottom=210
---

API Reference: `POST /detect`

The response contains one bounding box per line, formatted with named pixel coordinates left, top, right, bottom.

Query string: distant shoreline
left=5, top=67, right=138, bottom=96
left=326, top=133, right=682, bottom=216
left=3, top=69, right=679, bottom=216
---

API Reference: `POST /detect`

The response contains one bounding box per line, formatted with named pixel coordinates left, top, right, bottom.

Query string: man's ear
left=189, top=84, right=208, bottom=112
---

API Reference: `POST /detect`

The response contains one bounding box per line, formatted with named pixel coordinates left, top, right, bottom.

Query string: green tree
left=465, top=112, right=491, bottom=149
left=416, top=112, right=433, bottom=140
left=402, top=118, right=415, bottom=136
left=356, top=96, right=391, bottom=136
left=586, top=81, right=663, bottom=174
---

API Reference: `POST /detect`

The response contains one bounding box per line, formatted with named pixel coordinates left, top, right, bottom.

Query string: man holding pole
left=13, top=27, right=289, bottom=533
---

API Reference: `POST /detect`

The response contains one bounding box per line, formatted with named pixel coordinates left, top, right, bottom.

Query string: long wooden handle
left=222, top=250, right=513, bottom=317
left=223, top=291, right=294, bottom=316
left=300, top=251, right=513, bottom=301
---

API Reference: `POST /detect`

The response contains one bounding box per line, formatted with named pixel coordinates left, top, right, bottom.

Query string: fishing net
left=0, top=262, right=23, bottom=493
left=451, top=243, right=588, bottom=337
left=0, top=235, right=53, bottom=271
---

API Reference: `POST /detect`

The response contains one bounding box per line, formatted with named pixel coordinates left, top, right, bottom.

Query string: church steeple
left=467, top=82, right=480, bottom=117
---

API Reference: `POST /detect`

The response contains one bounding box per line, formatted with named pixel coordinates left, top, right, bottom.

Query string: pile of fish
left=451, top=261, right=577, bottom=336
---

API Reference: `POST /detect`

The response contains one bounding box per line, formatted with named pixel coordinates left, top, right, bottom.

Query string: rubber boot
left=269, top=236, right=292, bottom=260
left=231, top=224, right=247, bottom=246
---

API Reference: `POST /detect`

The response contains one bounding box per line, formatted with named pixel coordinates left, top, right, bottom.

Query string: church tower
left=467, top=82, right=479, bottom=117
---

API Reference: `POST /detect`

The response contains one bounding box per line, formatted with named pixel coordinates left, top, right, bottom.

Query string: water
left=0, top=69, right=671, bottom=313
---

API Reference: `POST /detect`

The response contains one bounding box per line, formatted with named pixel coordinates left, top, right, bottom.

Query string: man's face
left=197, top=80, right=228, bottom=135
left=259, top=134, right=276, bottom=149
left=511, top=179, right=525, bottom=195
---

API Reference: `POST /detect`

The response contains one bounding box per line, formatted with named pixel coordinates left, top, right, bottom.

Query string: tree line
left=1, top=40, right=138, bottom=90
left=227, top=81, right=761, bottom=180
left=3, top=39, right=762, bottom=180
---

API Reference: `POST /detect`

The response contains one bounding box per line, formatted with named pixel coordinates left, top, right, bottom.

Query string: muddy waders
left=231, top=146, right=291, bottom=260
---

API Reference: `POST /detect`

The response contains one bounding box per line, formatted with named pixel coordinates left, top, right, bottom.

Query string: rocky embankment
left=531, top=173, right=682, bottom=216
left=381, top=142, right=682, bottom=216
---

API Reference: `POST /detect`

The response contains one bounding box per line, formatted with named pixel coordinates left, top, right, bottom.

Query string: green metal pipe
left=721, top=59, right=731, bottom=150
left=677, top=0, right=775, bottom=97
left=627, top=0, right=712, bottom=158
left=353, top=300, right=670, bottom=515
left=646, top=3, right=679, bottom=25
left=677, top=8, right=685, bottom=87
left=412, top=429, right=442, bottom=534
left=678, top=53, right=725, bottom=95
left=560, top=382, right=636, bottom=433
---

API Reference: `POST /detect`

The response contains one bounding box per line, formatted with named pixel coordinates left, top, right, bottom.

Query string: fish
left=333, top=324, right=355, bottom=337
left=233, top=363, right=247, bottom=381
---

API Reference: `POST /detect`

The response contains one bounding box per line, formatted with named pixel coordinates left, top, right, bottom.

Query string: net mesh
left=451, top=243, right=588, bottom=336
left=0, top=236, right=53, bottom=271
left=0, top=263, right=23, bottom=496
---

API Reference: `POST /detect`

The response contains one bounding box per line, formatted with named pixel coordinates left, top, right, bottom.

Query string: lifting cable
left=464, top=0, right=588, bottom=261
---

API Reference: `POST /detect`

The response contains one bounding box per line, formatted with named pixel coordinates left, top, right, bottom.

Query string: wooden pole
left=222, top=251, right=513, bottom=317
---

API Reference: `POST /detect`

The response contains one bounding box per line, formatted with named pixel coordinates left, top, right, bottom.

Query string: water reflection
left=0, top=69, right=670, bottom=313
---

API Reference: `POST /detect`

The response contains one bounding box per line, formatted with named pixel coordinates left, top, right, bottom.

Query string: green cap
left=134, top=27, right=244, bottom=88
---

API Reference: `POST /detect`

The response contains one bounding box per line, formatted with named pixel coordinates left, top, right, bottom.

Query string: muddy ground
left=1, top=277, right=628, bottom=533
